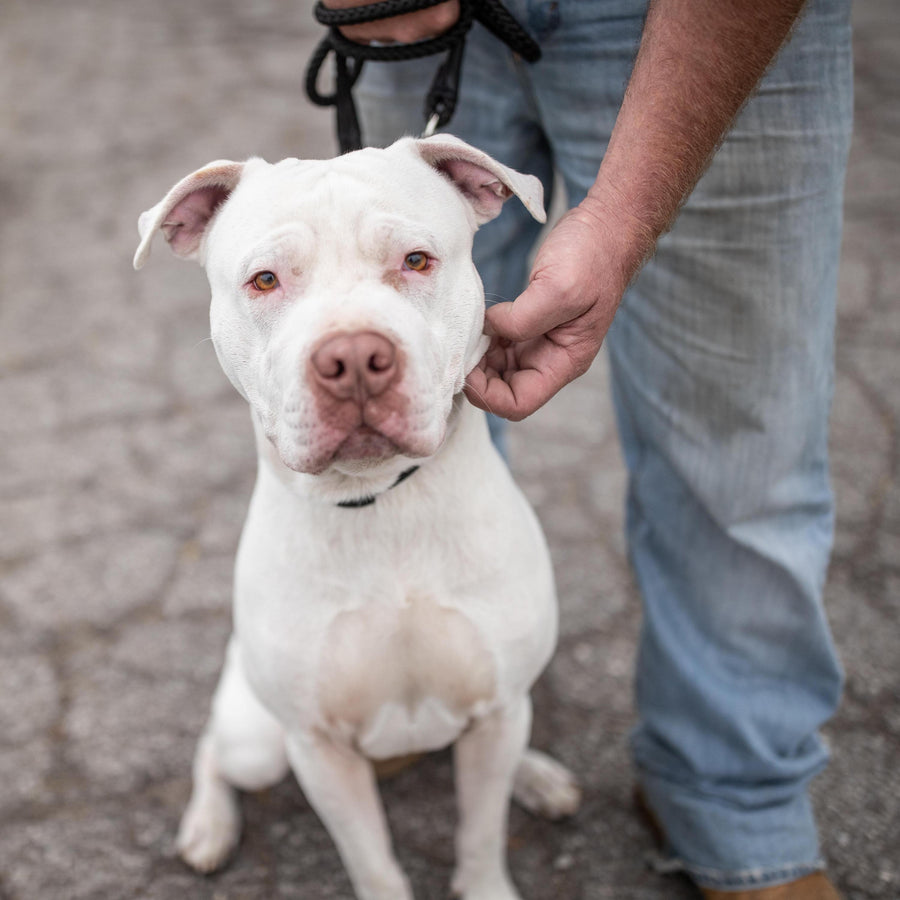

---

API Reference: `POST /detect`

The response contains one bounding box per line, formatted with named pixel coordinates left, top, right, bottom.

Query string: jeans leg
left=601, top=0, right=854, bottom=887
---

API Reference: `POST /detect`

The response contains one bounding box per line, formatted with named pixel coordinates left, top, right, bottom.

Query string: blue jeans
left=356, top=0, right=853, bottom=889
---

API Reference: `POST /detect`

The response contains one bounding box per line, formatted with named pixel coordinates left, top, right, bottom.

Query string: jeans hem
left=635, top=764, right=827, bottom=891
left=647, top=851, right=827, bottom=891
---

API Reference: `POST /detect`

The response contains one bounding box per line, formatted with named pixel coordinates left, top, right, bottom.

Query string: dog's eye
left=251, top=271, right=279, bottom=292
left=403, top=252, right=429, bottom=272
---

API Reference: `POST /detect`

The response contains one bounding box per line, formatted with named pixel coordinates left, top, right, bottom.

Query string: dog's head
left=135, top=136, right=545, bottom=475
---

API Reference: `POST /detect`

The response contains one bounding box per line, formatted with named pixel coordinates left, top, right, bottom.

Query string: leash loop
left=314, top=0, right=451, bottom=28
left=306, top=0, right=540, bottom=152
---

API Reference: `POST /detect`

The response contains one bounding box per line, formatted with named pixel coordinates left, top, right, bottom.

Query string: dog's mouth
left=270, top=383, right=447, bottom=475
left=333, top=425, right=400, bottom=462
left=271, top=419, right=414, bottom=475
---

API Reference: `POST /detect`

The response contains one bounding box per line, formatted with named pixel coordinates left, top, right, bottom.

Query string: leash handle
left=314, top=0, right=449, bottom=27
left=305, top=0, right=540, bottom=153
left=472, top=0, right=540, bottom=63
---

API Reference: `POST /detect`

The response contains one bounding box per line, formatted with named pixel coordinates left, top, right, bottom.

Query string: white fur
left=137, top=136, right=577, bottom=900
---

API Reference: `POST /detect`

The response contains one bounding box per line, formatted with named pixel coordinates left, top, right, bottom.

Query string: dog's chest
left=316, top=593, right=496, bottom=758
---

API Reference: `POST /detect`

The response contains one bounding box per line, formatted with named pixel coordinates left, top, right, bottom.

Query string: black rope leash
left=305, top=0, right=541, bottom=153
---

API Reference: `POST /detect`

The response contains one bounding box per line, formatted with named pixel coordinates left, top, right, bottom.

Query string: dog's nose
left=310, top=331, right=399, bottom=402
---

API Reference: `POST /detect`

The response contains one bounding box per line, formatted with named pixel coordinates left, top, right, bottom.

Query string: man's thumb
left=484, top=278, right=562, bottom=342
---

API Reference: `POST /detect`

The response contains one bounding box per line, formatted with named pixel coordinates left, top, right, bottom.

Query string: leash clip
left=422, top=112, right=441, bottom=139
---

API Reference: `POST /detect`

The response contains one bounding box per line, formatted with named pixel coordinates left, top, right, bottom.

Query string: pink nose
left=310, top=331, right=399, bottom=402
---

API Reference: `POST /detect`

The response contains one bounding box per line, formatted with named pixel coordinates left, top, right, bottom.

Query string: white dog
left=135, top=135, right=580, bottom=900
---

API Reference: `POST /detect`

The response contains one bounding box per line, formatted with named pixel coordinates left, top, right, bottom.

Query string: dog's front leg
left=286, top=731, right=413, bottom=900
left=452, top=699, right=532, bottom=900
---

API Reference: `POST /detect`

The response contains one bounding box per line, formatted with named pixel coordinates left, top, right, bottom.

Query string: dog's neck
left=252, top=394, right=478, bottom=507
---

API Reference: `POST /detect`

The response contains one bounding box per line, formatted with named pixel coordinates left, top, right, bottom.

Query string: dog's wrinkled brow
left=362, top=216, right=442, bottom=263
left=235, top=225, right=315, bottom=283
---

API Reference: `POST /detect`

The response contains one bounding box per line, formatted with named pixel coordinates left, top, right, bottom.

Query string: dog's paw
left=451, top=870, right=522, bottom=900
left=176, top=782, right=241, bottom=874
left=512, top=748, right=581, bottom=820
left=454, top=889, right=522, bottom=900
left=356, top=869, right=415, bottom=900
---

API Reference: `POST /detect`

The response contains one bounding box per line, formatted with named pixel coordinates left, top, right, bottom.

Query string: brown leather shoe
left=700, top=872, right=842, bottom=899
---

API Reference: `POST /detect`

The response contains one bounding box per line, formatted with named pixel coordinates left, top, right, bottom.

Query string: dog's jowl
left=135, top=135, right=580, bottom=900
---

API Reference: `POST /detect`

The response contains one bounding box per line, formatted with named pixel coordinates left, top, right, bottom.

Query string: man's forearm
left=586, top=0, right=807, bottom=278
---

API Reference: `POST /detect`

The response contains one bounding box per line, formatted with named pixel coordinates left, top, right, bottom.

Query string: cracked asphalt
left=0, top=1, right=897, bottom=898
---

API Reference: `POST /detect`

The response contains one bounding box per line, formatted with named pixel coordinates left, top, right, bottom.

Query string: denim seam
left=679, top=858, right=827, bottom=890
left=648, top=849, right=827, bottom=890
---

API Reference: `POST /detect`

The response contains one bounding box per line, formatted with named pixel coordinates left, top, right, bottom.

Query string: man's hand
left=466, top=0, right=807, bottom=421
left=465, top=196, right=652, bottom=421
left=323, top=0, right=460, bottom=44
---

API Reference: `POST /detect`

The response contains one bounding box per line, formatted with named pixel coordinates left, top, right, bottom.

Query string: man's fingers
left=464, top=374, right=536, bottom=421
left=464, top=352, right=569, bottom=421
left=332, top=0, right=460, bottom=45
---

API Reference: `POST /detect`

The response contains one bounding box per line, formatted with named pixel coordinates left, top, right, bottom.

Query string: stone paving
left=0, top=1, right=898, bottom=898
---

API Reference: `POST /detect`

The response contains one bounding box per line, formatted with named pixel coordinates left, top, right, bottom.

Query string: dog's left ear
left=133, top=160, right=247, bottom=270
left=415, top=135, right=547, bottom=227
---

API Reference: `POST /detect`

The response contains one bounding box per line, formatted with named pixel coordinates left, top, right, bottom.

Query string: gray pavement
left=0, top=1, right=898, bottom=898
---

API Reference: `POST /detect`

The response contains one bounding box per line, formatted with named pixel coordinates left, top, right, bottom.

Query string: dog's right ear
left=414, top=135, right=546, bottom=227
left=133, top=161, right=246, bottom=270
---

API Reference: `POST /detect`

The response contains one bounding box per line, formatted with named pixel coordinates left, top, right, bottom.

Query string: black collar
left=335, top=465, right=420, bottom=508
